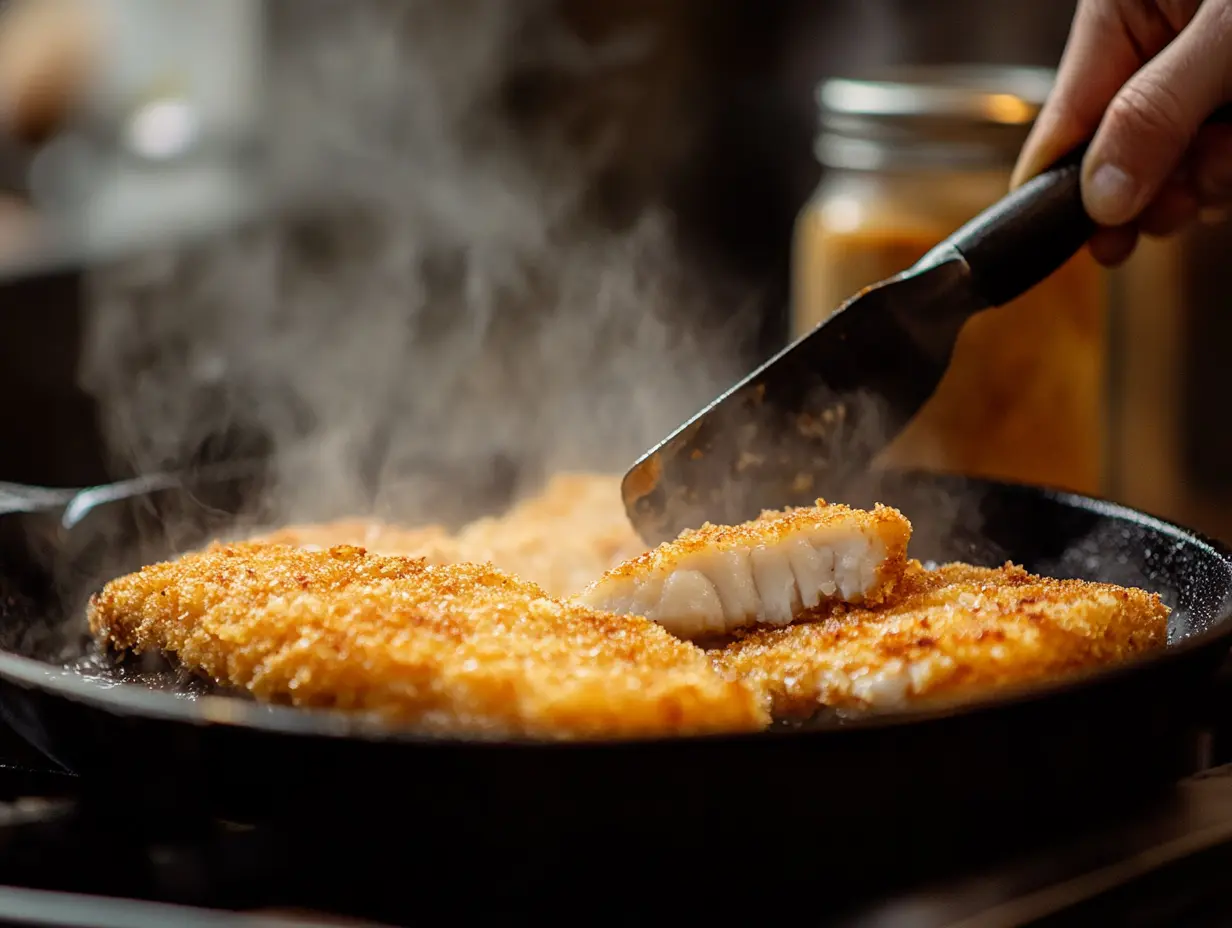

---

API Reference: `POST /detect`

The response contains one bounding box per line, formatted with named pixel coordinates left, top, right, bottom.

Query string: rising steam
left=77, top=0, right=760, bottom=529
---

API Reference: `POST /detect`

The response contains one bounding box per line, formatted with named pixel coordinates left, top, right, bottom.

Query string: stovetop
left=1, top=711, right=1232, bottom=928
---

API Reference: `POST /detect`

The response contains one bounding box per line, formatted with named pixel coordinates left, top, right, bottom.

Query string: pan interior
left=0, top=468, right=1228, bottom=739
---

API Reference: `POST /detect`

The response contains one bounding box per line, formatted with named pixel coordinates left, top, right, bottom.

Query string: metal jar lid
left=815, top=64, right=1056, bottom=172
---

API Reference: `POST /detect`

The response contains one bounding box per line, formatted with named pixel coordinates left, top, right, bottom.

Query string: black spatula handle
left=942, top=104, right=1232, bottom=308
left=938, top=144, right=1092, bottom=308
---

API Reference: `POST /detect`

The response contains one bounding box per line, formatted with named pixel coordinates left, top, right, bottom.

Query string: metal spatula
left=622, top=146, right=1093, bottom=546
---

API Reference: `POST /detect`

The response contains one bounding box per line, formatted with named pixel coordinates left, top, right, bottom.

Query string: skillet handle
left=935, top=103, right=1232, bottom=308
left=0, top=482, right=78, bottom=517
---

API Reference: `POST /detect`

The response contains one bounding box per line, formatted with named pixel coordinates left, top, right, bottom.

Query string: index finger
left=1012, top=0, right=1160, bottom=187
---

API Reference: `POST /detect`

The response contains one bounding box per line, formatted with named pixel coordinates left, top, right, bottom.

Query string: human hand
left=1012, top=0, right=1232, bottom=266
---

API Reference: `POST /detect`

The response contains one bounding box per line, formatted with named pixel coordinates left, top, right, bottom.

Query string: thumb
left=1083, top=3, right=1232, bottom=227
left=1012, top=0, right=1150, bottom=190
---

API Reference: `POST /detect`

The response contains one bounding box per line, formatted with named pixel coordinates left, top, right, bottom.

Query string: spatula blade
left=622, top=134, right=1111, bottom=547
left=622, top=254, right=985, bottom=546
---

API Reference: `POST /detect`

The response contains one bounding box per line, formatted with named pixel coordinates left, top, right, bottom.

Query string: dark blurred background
left=0, top=0, right=1227, bottom=536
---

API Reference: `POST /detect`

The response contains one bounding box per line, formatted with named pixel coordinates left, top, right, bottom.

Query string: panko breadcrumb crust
left=712, top=561, right=1169, bottom=719
left=580, top=499, right=913, bottom=609
left=87, top=542, right=768, bottom=740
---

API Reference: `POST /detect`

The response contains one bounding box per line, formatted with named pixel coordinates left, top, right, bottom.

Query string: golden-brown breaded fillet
left=453, top=472, right=647, bottom=597
left=575, top=501, right=912, bottom=640
left=87, top=542, right=767, bottom=740
left=251, top=473, right=647, bottom=599
left=712, top=561, right=1168, bottom=719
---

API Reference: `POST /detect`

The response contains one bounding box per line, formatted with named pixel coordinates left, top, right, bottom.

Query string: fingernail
left=1085, top=163, right=1138, bottom=225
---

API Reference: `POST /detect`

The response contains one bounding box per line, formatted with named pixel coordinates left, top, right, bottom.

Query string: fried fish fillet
left=87, top=542, right=767, bottom=739
left=713, top=561, right=1169, bottom=719
left=574, top=501, right=912, bottom=639
left=452, top=473, right=647, bottom=597
left=254, top=473, right=647, bottom=598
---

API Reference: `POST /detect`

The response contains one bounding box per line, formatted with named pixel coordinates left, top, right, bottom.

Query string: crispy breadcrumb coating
left=576, top=500, right=912, bottom=638
left=712, top=561, right=1169, bottom=719
left=453, top=473, right=648, bottom=597
left=87, top=542, right=768, bottom=740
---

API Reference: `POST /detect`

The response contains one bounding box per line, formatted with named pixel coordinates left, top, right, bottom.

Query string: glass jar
left=793, top=66, right=1108, bottom=495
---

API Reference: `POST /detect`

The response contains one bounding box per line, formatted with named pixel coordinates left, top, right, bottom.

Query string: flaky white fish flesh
left=574, top=500, right=912, bottom=639
left=714, top=561, right=1170, bottom=718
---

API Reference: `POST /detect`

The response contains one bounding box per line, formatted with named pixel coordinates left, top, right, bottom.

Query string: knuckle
left=1208, top=0, right=1232, bottom=31
left=1106, top=77, right=1192, bottom=146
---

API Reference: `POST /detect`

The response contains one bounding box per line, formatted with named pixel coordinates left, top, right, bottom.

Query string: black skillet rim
left=0, top=474, right=1229, bottom=749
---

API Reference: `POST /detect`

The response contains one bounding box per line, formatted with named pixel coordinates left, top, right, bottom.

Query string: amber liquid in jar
left=794, top=169, right=1107, bottom=495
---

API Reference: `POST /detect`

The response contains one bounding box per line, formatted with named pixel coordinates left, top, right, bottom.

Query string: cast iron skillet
left=0, top=465, right=1228, bottom=874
